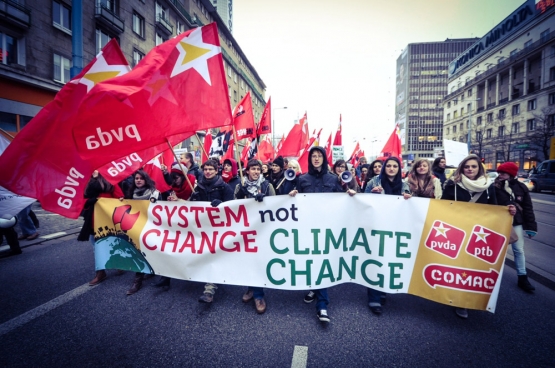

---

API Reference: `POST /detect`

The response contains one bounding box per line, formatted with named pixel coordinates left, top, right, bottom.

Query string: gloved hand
left=211, top=199, right=222, bottom=207
left=190, top=192, right=200, bottom=201
left=255, top=193, right=265, bottom=202
left=525, top=230, right=537, bottom=238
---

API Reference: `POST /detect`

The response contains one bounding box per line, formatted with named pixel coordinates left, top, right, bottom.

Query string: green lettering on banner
left=289, top=260, right=312, bottom=286
left=270, top=228, right=289, bottom=254
left=337, top=256, right=358, bottom=281
left=371, top=230, right=393, bottom=256
left=311, top=229, right=321, bottom=255
left=316, top=259, right=336, bottom=285
left=361, top=259, right=384, bottom=287
left=350, top=228, right=371, bottom=253
left=324, top=228, right=347, bottom=254
left=266, top=259, right=286, bottom=285
left=389, top=263, right=403, bottom=289
left=395, top=232, right=412, bottom=258
left=293, top=229, right=309, bottom=255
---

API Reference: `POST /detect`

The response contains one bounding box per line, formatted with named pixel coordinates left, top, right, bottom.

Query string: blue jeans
left=315, top=288, right=329, bottom=311
left=252, top=287, right=264, bottom=299
left=17, top=204, right=37, bottom=236
left=367, top=288, right=384, bottom=307
left=511, top=225, right=527, bottom=276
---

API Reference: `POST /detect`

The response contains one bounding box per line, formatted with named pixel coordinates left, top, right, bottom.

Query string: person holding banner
left=190, top=159, right=235, bottom=303
left=333, top=159, right=359, bottom=192
left=279, top=159, right=301, bottom=195
left=364, top=156, right=411, bottom=315
left=234, top=159, right=276, bottom=314
left=289, top=146, right=356, bottom=323
left=441, top=154, right=516, bottom=319
left=124, top=170, right=161, bottom=296
left=405, top=159, right=442, bottom=199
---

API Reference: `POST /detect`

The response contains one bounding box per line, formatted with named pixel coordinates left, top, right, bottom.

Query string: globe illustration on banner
left=94, top=236, right=153, bottom=274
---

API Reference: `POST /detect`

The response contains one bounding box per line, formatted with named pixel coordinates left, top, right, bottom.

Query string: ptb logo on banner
left=465, top=225, right=507, bottom=264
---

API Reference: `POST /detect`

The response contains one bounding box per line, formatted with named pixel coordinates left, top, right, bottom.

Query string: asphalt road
left=0, top=198, right=554, bottom=367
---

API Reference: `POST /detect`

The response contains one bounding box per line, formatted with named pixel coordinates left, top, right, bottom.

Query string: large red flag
left=379, top=124, right=402, bottom=161
left=0, top=39, right=129, bottom=218
left=333, top=114, right=342, bottom=145
left=324, top=132, right=333, bottom=165
left=256, top=97, right=271, bottom=137
left=233, top=92, right=256, bottom=140
left=298, top=128, right=322, bottom=173
left=203, top=129, right=213, bottom=162
left=72, top=23, right=232, bottom=169
left=277, top=112, right=308, bottom=157
left=258, top=134, right=274, bottom=163
left=349, top=142, right=361, bottom=166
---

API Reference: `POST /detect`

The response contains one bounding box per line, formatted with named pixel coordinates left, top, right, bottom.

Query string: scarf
left=381, top=175, right=403, bottom=195
left=458, top=175, right=491, bottom=195
left=133, top=187, right=154, bottom=200
left=244, top=175, right=265, bottom=196
left=494, top=177, right=515, bottom=202
left=221, top=171, right=233, bottom=183
left=407, top=174, right=435, bottom=198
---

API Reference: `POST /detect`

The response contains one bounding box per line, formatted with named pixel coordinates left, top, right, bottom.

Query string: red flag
left=298, top=128, right=322, bottom=173
left=233, top=92, right=256, bottom=140
left=0, top=39, right=130, bottom=219
left=240, top=138, right=252, bottom=163
left=143, top=153, right=172, bottom=192
left=379, top=124, right=402, bottom=161
left=277, top=112, right=308, bottom=157
left=72, top=23, right=232, bottom=169
left=349, top=142, right=366, bottom=167
left=324, top=133, right=333, bottom=165
left=258, top=134, right=275, bottom=163
left=203, top=129, right=213, bottom=162
left=256, top=97, right=271, bottom=137
left=333, top=114, right=342, bottom=145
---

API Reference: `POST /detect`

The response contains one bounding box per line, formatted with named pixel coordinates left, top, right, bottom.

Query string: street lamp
left=272, top=106, right=287, bottom=148
left=467, top=98, right=481, bottom=153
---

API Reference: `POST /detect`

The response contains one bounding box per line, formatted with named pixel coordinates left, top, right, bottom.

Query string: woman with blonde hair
left=278, top=159, right=301, bottom=195
left=406, top=158, right=442, bottom=199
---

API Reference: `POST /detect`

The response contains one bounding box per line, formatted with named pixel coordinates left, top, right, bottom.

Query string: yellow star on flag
left=433, top=221, right=450, bottom=238
left=474, top=226, right=490, bottom=243
left=76, top=52, right=130, bottom=92
left=171, top=27, right=221, bottom=85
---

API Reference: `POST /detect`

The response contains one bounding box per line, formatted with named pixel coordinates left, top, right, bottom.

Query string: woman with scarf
left=222, top=158, right=241, bottom=193
left=432, top=157, right=447, bottom=187
left=333, top=159, right=360, bottom=192
left=234, top=159, right=276, bottom=314
left=494, top=162, right=537, bottom=293
left=269, top=156, right=286, bottom=195
left=364, top=157, right=411, bottom=315
left=441, top=154, right=515, bottom=319
left=406, top=158, right=442, bottom=199
left=124, top=169, right=161, bottom=296
left=78, top=170, right=124, bottom=286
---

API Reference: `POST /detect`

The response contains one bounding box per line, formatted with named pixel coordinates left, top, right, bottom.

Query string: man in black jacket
left=494, top=162, right=537, bottom=292
left=289, top=146, right=356, bottom=323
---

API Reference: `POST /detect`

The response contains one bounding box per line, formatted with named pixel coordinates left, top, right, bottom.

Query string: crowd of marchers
left=69, top=147, right=538, bottom=323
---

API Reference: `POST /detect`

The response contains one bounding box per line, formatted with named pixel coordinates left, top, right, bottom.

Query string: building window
left=459, top=123, right=463, bottom=131
left=453, top=111, right=458, bottom=118
left=510, top=49, right=518, bottom=57
left=453, top=125, right=457, bottom=133
left=133, top=12, right=145, bottom=38
left=512, top=104, right=520, bottom=115
left=446, top=127, right=450, bottom=135
left=132, top=49, right=144, bottom=67
left=446, top=113, right=450, bottom=121
left=498, top=126, right=505, bottom=137
left=227, top=65, right=232, bottom=77
left=550, top=67, right=555, bottom=81
left=233, top=90, right=237, bottom=103
left=0, top=112, right=33, bottom=133
left=527, top=99, right=537, bottom=111
left=549, top=92, right=555, bottom=105
left=98, top=0, right=118, bottom=14
left=96, top=28, right=111, bottom=54
left=486, top=129, right=492, bottom=139
left=155, top=33, right=166, bottom=46
left=524, top=40, right=532, bottom=48
left=0, top=32, right=21, bottom=66
left=541, top=29, right=550, bottom=43
left=467, top=89, right=472, bottom=97
left=512, top=122, right=520, bottom=134
left=498, top=109, right=505, bottom=119
left=487, top=113, right=493, bottom=122
left=476, top=131, right=482, bottom=141
left=176, top=21, right=185, bottom=35
left=53, top=1, right=71, bottom=33
left=476, top=116, right=482, bottom=125
left=233, top=72, right=237, bottom=83
left=527, top=119, right=536, bottom=131
left=155, top=2, right=167, bottom=21
left=53, top=54, right=71, bottom=83
left=447, top=101, right=451, bottom=108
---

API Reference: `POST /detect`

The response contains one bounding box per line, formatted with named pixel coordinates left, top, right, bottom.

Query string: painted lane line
left=532, top=199, right=555, bottom=206
left=0, top=283, right=93, bottom=337
left=40, top=232, right=67, bottom=239
left=291, top=345, right=308, bottom=368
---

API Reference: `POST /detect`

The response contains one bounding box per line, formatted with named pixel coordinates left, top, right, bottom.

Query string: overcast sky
left=233, top=0, right=527, bottom=157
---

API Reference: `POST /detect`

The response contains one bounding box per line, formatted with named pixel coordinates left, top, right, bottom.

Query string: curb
left=0, top=227, right=82, bottom=257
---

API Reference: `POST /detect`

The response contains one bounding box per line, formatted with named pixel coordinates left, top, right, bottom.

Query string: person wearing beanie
left=289, top=146, right=356, bottom=324
left=494, top=162, right=537, bottom=293
left=269, top=156, right=286, bottom=195
left=222, top=158, right=241, bottom=193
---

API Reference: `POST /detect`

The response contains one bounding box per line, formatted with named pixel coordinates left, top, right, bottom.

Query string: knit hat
left=171, top=164, right=187, bottom=175
left=272, top=156, right=285, bottom=170
left=497, top=162, right=518, bottom=177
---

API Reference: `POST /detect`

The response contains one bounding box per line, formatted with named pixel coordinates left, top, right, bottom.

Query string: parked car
left=486, top=169, right=498, bottom=180
left=528, top=159, right=555, bottom=192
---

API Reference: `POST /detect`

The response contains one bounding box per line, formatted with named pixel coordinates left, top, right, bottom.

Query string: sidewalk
left=2, top=201, right=554, bottom=291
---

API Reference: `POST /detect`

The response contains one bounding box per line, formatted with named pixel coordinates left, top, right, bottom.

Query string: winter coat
left=495, top=179, right=537, bottom=231
left=297, top=146, right=344, bottom=194
left=188, top=163, right=201, bottom=180
left=433, top=168, right=447, bottom=187
left=269, top=169, right=286, bottom=195
left=441, top=179, right=497, bottom=205
left=365, top=176, right=410, bottom=195
left=191, top=175, right=234, bottom=203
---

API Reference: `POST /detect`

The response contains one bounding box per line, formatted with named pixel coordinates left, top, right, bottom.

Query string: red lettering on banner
left=152, top=205, right=163, bottom=226
left=162, top=229, right=179, bottom=252
left=177, top=206, right=189, bottom=228
left=179, top=232, right=196, bottom=253
left=423, top=264, right=498, bottom=294
left=242, top=230, right=257, bottom=252
left=219, top=231, right=239, bottom=252
left=206, top=207, right=225, bottom=227
left=225, top=204, right=249, bottom=226
left=164, top=206, right=178, bottom=227
left=199, top=231, right=218, bottom=254
left=143, top=229, right=161, bottom=250
left=190, top=206, right=205, bottom=227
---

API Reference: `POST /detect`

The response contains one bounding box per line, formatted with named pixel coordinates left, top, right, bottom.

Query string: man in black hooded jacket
left=289, top=146, right=356, bottom=323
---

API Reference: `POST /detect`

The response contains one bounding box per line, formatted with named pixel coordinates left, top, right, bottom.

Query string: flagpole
left=166, top=139, right=195, bottom=193
left=195, top=132, right=209, bottom=161
left=232, top=126, right=244, bottom=183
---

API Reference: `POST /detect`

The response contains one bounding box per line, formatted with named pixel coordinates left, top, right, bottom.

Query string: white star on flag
left=171, top=27, right=221, bottom=84
left=75, top=52, right=130, bottom=92
left=474, top=226, right=490, bottom=243
left=146, top=153, right=163, bottom=168
left=434, top=222, right=450, bottom=238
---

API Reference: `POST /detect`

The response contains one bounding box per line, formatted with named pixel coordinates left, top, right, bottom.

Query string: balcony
left=95, top=5, right=124, bottom=34
left=0, top=0, right=31, bottom=29
left=156, top=14, right=173, bottom=35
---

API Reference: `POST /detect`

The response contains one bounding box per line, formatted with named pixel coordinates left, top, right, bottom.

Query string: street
left=1, top=196, right=554, bottom=367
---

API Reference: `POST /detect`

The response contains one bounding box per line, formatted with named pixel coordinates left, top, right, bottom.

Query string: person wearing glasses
left=333, top=159, right=359, bottom=192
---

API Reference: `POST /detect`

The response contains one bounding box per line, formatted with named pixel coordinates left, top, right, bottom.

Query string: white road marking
left=532, top=199, right=555, bottom=206
left=291, top=345, right=308, bottom=368
left=40, top=232, right=67, bottom=239
left=0, top=283, right=93, bottom=336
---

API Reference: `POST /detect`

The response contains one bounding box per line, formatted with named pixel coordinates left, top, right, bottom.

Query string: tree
left=530, top=106, right=555, bottom=161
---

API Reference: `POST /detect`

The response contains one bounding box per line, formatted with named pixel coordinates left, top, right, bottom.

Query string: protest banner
left=92, top=193, right=512, bottom=312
